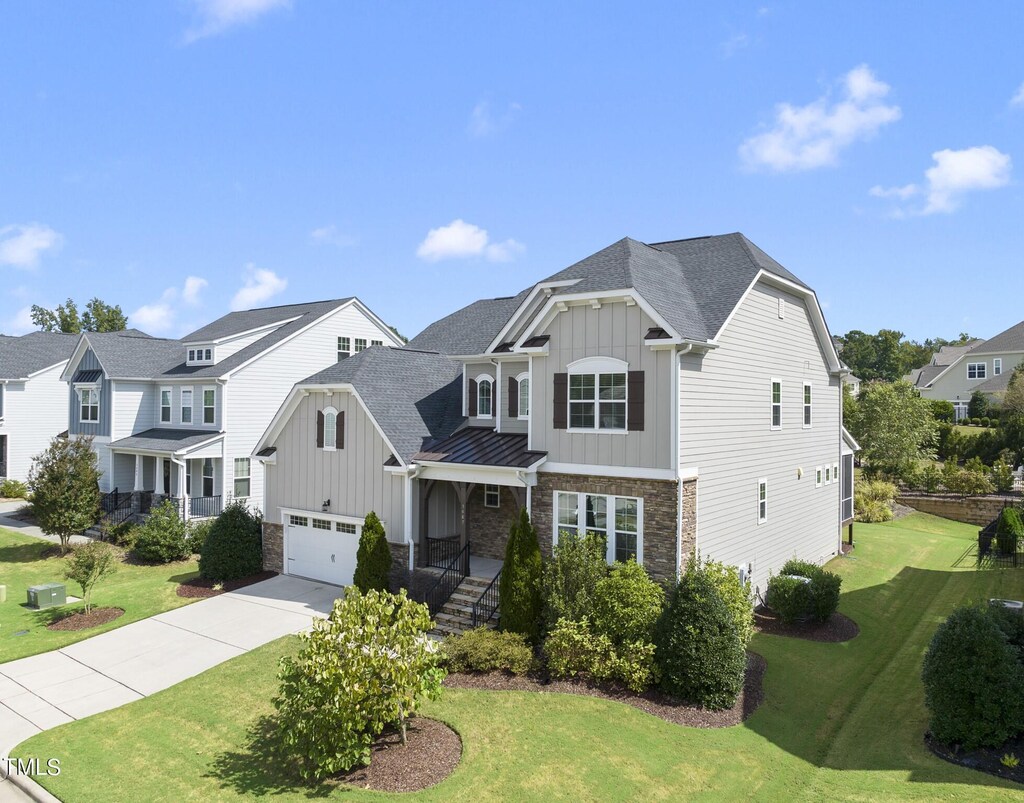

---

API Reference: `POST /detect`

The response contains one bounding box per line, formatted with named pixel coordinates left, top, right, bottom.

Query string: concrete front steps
left=431, top=575, right=498, bottom=638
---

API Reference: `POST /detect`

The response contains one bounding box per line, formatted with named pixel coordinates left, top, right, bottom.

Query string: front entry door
left=0, top=435, right=7, bottom=477
left=163, top=460, right=171, bottom=494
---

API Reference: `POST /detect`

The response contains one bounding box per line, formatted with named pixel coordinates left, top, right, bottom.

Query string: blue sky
left=2, top=1, right=1022, bottom=343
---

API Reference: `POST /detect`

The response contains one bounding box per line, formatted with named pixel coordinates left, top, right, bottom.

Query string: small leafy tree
left=541, top=530, right=608, bottom=631
left=968, top=389, right=990, bottom=421
left=132, top=500, right=190, bottom=563
left=499, top=507, right=543, bottom=642
left=64, top=541, right=117, bottom=613
left=353, top=511, right=391, bottom=592
left=856, top=380, right=937, bottom=477
left=28, top=435, right=101, bottom=554
left=591, top=560, right=664, bottom=647
left=701, top=559, right=755, bottom=648
left=274, top=588, right=445, bottom=780
left=199, top=500, right=263, bottom=580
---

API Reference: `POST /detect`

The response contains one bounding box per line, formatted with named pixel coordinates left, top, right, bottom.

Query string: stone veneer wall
left=897, top=493, right=1019, bottom=527
left=466, top=484, right=521, bottom=560
left=531, top=472, right=697, bottom=582
left=263, top=522, right=284, bottom=573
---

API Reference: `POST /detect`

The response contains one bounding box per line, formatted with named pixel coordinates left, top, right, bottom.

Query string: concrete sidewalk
left=0, top=575, right=340, bottom=800
left=0, top=502, right=88, bottom=548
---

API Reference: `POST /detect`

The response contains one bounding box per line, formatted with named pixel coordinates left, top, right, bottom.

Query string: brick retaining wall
left=897, top=493, right=1020, bottom=527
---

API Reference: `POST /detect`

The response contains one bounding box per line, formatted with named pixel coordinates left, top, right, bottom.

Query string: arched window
left=477, top=378, right=493, bottom=417
left=517, top=373, right=530, bottom=418
left=324, top=406, right=338, bottom=450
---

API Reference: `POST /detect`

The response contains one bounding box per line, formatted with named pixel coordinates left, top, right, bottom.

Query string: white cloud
left=416, top=219, right=524, bottom=263
left=129, top=276, right=209, bottom=334
left=1011, top=82, right=1024, bottom=107
left=310, top=224, right=357, bottom=248
left=468, top=100, right=522, bottom=138
left=0, top=223, right=63, bottom=269
left=721, top=32, right=750, bottom=58
left=184, top=0, right=291, bottom=43
left=4, top=306, right=36, bottom=335
left=739, top=64, right=901, bottom=172
left=231, top=264, right=287, bottom=310
left=870, top=145, right=1012, bottom=215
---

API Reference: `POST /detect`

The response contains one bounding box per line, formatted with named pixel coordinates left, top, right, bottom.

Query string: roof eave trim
left=183, top=317, right=301, bottom=346
left=484, top=279, right=583, bottom=354
left=26, top=359, right=71, bottom=380
left=60, top=334, right=104, bottom=382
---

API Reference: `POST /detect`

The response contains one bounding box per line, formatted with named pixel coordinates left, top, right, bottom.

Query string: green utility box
left=27, top=583, right=66, bottom=610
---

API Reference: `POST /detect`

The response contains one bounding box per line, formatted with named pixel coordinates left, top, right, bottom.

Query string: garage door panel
left=285, top=516, right=360, bottom=586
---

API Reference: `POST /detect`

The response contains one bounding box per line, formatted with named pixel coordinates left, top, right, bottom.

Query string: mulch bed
left=444, top=650, right=766, bottom=729
left=176, top=570, right=277, bottom=598
left=337, top=717, right=461, bottom=792
left=926, top=732, right=1024, bottom=785
left=46, top=607, right=124, bottom=631
left=754, top=607, right=859, bottom=642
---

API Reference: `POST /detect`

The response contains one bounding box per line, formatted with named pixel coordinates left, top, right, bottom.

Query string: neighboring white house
left=61, top=299, right=402, bottom=518
left=256, top=233, right=852, bottom=597
left=0, top=332, right=78, bottom=483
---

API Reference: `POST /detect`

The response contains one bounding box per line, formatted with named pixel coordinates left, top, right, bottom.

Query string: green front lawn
left=0, top=528, right=200, bottom=663
left=16, top=513, right=1024, bottom=801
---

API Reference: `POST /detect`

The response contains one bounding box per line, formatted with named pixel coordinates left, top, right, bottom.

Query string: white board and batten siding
left=264, top=390, right=405, bottom=541
left=680, top=281, right=841, bottom=593
left=0, top=362, right=70, bottom=482
left=228, top=302, right=399, bottom=515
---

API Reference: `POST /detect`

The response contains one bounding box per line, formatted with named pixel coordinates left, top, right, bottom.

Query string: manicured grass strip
left=17, top=513, right=1024, bottom=801
left=0, top=528, right=200, bottom=663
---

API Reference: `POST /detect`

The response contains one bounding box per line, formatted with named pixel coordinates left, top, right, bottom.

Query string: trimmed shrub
left=443, top=627, right=534, bottom=675
left=703, top=559, right=755, bottom=647
left=544, top=618, right=657, bottom=693
left=765, top=574, right=813, bottom=624
left=972, top=417, right=982, bottom=427
left=776, top=559, right=842, bottom=623
left=996, top=507, right=1024, bottom=556
left=64, top=540, right=117, bottom=613
left=132, top=501, right=190, bottom=563
left=541, top=530, right=607, bottom=632
left=654, top=558, right=746, bottom=709
left=274, top=588, right=444, bottom=779
left=931, top=400, right=956, bottom=424
left=922, top=605, right=1024, bottom=750
left=591, top=560, right=664, bottom=647
left=102, top=519, right=138, bottom=549
left=199, top=500, right=263, bottom=581
left=0, top=478, right=29, bottom=499
left=981, top=416, right=992, bottom=428
left=353, top=511, right=391, bottom=593
left=185, top=518, right=214, bottom=555
left=499, top=507, right=543, bottom=642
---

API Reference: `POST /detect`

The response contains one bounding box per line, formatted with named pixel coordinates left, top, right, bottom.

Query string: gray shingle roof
left=301, top=347, right=464, bottom=463
left=408, top=232, right=814, bottom=354
left=109, top=428, right=223, bottom=454
left=83, top=332, right=184, bottom=379
left=0, top=332, right=77, bottom=379
left=932, top=342, right=983, bottom=366
left=161, top=299, right=354, bottom=379
left=181, top=298, right=353, bottom=343
left=974, top=371, right=1014, bottom=395
left=969, top=321, right=1024, bottom=355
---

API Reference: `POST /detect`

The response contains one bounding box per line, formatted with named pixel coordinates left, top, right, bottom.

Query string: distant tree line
left=30, top=298, right=128, bottom=333
left=834, top=329, right=975, bottom=383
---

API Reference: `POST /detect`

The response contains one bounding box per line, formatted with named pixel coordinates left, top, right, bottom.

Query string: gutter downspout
left=405, top=463, right=422, bottom=573
left=674, top=343, right=694, bottom=579
left=170, top=454, right=188, bottom=521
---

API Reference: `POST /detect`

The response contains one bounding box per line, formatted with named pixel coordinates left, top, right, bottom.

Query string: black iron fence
left=471, top=568, right=501, bottom=628
left=978, top=516, right=1024, bottom=568
left=189, top=495, right=223, bottom=519
left=422, top=543, right=469, bottom=616
left=426, top=535, right=462, bottom=569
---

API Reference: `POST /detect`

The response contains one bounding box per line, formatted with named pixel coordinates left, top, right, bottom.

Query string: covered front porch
left=107, top=428, right=225, bottom=521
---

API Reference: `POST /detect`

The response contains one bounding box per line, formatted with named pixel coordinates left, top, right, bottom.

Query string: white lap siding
left=1, top=363, right=70, bottom=482
left=679, top=280, right=841, bottom=594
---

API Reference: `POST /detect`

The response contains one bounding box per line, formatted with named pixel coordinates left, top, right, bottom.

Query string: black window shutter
left=316, top=410, right=325, bottom=448
left=553, top=373, right=568, bottom=429
left=468, top=379, right=478, bottom=417
left=508, top=376, right=518, bottom=418
left=627, top=370, right=645, bottom=431
left=336, top=411, right=345, bottom=450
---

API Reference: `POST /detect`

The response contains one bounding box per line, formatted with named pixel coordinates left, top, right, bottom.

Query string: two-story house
left=61, top=299, right=402, bottom=519
left=0, top=332, right=78, bottom=483
left=255, top=233, right=853, bottom=601
left=908, top=322, right=1024, bottom=418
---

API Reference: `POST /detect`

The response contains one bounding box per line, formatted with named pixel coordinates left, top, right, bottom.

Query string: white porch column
left=178, top=460, right=189, bottom=521
left=133, top=454, right=144, bottom=492
left=155, top=457, right=163, bottom=496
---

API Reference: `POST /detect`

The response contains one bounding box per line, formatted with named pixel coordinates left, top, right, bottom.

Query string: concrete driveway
left=0, top=575, right=340, bottom=761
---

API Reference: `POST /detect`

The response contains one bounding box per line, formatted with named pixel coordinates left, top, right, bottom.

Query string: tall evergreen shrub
left=499, top=507, right=543, bottom=642
left=353, top=511, right=392, bottom=593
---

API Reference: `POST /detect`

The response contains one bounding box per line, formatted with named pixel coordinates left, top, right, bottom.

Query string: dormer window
left=187, top=347, right=215, bottom=365
left=477, top=377, right=493, bottom=418
left=77, top=386, right=99, bottom=423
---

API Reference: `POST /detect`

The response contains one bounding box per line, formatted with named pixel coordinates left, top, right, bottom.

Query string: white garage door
left=284, top=514, right=361, bottom=586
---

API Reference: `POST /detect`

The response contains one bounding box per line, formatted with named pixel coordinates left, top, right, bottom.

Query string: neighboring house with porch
left=61, top=299, right=402, bottom=520
left=0, top=332, right=78, bottom=483
left=907, top=324, right=1024, bottom=419
left=256, top=233, right=852, bottom=621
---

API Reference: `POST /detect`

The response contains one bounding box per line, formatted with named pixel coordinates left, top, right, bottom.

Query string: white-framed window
left=967, top=362, right=986, bottom=380
left=803, top=382, right=812, bottom=428
left=568, top=357, right=628, bottom=431
left=180, top=388, right=193, bottom=424
left=203, top=387, right=216, bottom=425
left=825, top=464, right=831, bottom=484
left=484, top=484, right=500, bottom=508
left=323, top=406, right=338, bottom=451
left=78, top=386, right=99, bottom=423
left=188, top=349, right=196, bottom=362
left=815, top=466, right=823, bottom=488
left=994, top=358, right=1002, bottom=376
left=187, top=348, right=213, bottom=364
left=336, top=521, right=358, bottom=534
left=337, top=336, right=350, bottom=361
left=233, top=458, right=250, bottom=498
left=355, top=338, right=367, bottom=353
left=160, top=387, right=172, bottom=423
left=553, top=490, right=642, bottom=564
left=757, top=479, right=768, bottom=524
left=834, top=463, right=839, bottom=485
left=477, top=376, right=493, bottom=418
left=202, top=457, right=215, bottom=497
left=204, top=348, right=212, bottom=361
left=288, top=514, right=308, bottom=527
left=770, top=379, right=782, bottom=430
left=371, top=339, right=383, bottom=347
left=517, top=373, right=530, bottom=418
left=312, top=518, right=331, bottom=531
